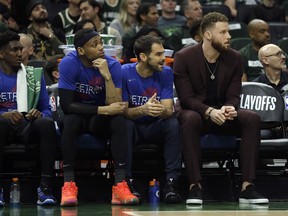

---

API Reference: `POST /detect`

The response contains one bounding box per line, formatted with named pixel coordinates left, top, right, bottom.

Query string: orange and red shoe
left=60, top=182, right=78, bottom=207
left=111, top=180, right=139, bottom=205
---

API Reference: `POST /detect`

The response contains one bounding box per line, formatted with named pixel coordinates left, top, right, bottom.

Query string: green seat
left=230, top=37, right=250, bottom=51
left=268, top=22, right=288, bottom=44
left=229, top=21, right=248, bottom=39
left=278, top=38, right=288, bottom=54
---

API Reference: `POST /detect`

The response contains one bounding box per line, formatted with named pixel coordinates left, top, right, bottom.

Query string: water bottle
left=10, top=178, right=20, bottom=206
left=149, top=179, right=160, bottom=204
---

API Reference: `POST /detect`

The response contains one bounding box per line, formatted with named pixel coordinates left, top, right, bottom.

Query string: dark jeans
left=60, top=114, right=128, bottom=170
left=177, top=109, right=260, bottom=185
left=0, top=117, right=57, bottom=177
left=126, top=117, right=182, bottom=180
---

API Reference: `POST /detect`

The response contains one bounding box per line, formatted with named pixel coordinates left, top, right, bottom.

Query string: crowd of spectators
left=0, top=0, right=287, bottom=61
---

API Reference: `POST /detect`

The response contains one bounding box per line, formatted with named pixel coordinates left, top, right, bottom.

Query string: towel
left=17, top=63, right=42, bottom=112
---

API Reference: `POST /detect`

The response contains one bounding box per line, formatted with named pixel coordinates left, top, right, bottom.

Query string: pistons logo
left=50, top=95, right=56, bottom=111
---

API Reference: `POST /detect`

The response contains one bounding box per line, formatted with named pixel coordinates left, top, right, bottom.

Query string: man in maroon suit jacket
left=173, top=12, right=269, bottom=205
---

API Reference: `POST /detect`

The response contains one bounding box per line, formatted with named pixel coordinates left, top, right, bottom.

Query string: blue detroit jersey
left=122, top=63, right=173, bottom=123
left=0, top=70, right=51, bottom=117
left=58, top=50, right=122, bottom=106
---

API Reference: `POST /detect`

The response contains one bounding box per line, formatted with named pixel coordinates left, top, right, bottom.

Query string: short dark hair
left=134, top=35, right=163, bottom=60
left=136, top=2, right=157, bottom=24
left=190, top=19, right=202, bottom=38
left=201, top=12, right=228, bottom=34
left=44, top=54, right=63, bottom=83
left=0, top=31, right=20, bottom=50
left=73, top=19, right=96, bottom=34
left=181, top=0, right=200, bottom=14
left=79, top=0, right=103, bottom=18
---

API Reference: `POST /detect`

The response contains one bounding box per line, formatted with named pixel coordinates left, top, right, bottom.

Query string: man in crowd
left=79, top=0, right=122, bottom=45
left=44, top=54, right=63, bottom=85
left=254, top=43, right=288, bottom=139
left=122, top=2, right=159, bottom=55
left=158, top=0, right=186, bottom=51
left=23, top=0, right=65, bottom=61
left=51, top=0, right=82, bottom=36
left=177, top=0, right=203, bottom=48
left=19, top=33, right=35, bottom=65
left=239, top=19, right=271, bottom=81
left=255, top=44, right=287, bottom=92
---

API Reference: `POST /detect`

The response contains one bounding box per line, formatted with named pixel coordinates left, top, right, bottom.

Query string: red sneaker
left=60, top=182, right=78, bottom=206
left=111, top=180, right=139, bottom=205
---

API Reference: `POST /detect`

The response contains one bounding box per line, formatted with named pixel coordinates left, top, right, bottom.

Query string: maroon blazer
left=173, top=43, right=243, bottom=118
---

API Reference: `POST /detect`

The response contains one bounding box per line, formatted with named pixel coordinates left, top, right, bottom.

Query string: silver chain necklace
left=204, top=59, right=219, bottom=80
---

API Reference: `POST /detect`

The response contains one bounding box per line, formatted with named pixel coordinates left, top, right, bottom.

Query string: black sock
left=41, top=175, right=52, bottom=186
left=114, top=169, right=126, bottom=185
left=63, top=164, right=75, bottom=182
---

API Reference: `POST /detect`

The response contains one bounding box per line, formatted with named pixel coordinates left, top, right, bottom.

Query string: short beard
left=147, top=57, right=162, bottom=72
left=211, top=38, right=228, bottom=53
left=33, top=17, right=48, bottom=24
left=255, top=40, right=270, bottom=48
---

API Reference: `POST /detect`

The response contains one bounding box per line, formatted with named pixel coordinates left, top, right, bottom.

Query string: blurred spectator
left=0, top=0, right=11, bottom=16
left=135, top=2, right=159, bottom=28
left=123, top=25, right=172, bottom=63
left=79, top=0, right=122, bottom=45
left=22, top=0, right=65, bottom=61
left=249, top=0, right=286, bottom=22
left=168, top=0, right=203, bottom=51
left=0, top=16, right=8, bottom=32
left=101, top=0, right=121, bottom=26
left=0, top=0, right=20, bottom=32
left=184, top=19, right=202, bottom=47
left=51, top=0, right=82, bottom=36
left=182, top=0, right=203, bottom=29
left=19, top=33, right=35, bottom=65
left=122, top=2, right=159, bottom=56
left=158, top=0, right=186, bottom=51
left=239, top=19, right=271, bottom=81
left=44, top=54, right=63, bottom=84
left=8, top=0, right=31, bottom=31
left=158, top=0, right=186, bottom=37
left=109, top=0, right=140, bottom=37
left=1, top=12, right=20, bottom=32
left=73, top=18, right=96, bottom=33
left=199, top=0, right=234, bottom=19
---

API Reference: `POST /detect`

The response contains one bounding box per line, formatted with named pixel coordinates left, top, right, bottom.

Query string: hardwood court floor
left=1, top=202, right=288, bottom=216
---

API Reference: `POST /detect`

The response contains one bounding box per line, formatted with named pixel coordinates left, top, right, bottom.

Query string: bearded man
left=122, top=35, right=182, bottom=204
left=173, top=12, right=269, bottom=205
left=23, top=0, right=65, bottom=61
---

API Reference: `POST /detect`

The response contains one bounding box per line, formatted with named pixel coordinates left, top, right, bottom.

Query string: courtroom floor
left=1, top=202, right=288, bottom=216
